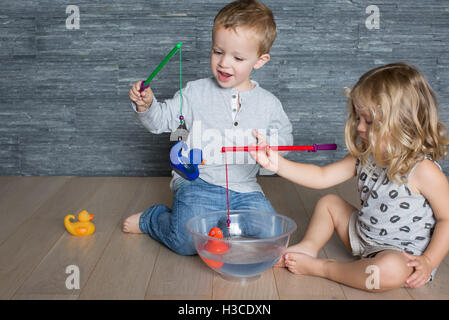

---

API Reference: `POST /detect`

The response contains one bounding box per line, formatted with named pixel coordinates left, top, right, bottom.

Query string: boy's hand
left=249, top=130, right=280, bottom=173
left=129, top=81, right=154, bottom=112
left=401, top=251, right=433, bottom=288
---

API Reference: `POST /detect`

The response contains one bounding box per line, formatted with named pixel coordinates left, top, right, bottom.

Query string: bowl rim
left=185, top=209, right=297, bottom=243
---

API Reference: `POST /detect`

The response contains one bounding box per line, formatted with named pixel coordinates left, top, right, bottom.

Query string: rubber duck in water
left=205, top=227, right=228, bottom=254
left=64, top=210, right=95, bottom=236
left=199, top=227, right=229, bottom=269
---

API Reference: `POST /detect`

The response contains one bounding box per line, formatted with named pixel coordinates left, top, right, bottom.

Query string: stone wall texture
left=1, top=0, right=448, bottom=176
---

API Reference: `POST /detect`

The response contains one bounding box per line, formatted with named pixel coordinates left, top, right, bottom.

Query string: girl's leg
left=277, top=194, right=356, bottom=266
left=284, top=249, right=413, bottom=292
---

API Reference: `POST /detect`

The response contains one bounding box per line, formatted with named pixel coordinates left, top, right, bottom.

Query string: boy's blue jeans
left=139, top=178, right=276, bottom=255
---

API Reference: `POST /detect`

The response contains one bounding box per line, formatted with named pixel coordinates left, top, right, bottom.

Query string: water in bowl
left=198, top=236, right=283, bottom=280
left=187, top=210, right=297, bottom=281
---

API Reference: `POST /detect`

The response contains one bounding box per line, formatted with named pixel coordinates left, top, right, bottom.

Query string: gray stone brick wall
left=1, top=0, right=448, bottom=176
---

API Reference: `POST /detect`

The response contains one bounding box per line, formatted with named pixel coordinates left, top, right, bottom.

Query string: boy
left=123, top=0, right=293, bottom=255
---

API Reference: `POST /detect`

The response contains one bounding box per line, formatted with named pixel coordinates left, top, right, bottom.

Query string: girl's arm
left=250, top=130, right=357, bottom=189
left=277, top=153, right=357, bottom=189
left=412, top=159, right=449, bottom=269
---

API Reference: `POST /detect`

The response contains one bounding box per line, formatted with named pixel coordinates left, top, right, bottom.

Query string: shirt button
left=232, top=109, right=237, bottom=112
left=232, top=95, right=237, bottom=99
left=234, top=122, right=238, bottom=126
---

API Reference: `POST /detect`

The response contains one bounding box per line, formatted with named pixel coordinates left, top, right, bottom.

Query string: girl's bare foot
left=274, top=241, right=318, bottom=267
left=122, top=212, right=143, bottom=234
left=284, top=252, right=324, bottom=276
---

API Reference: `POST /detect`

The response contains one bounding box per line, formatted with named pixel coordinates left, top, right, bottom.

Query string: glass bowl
left=186, top=210, right=297, bottom=281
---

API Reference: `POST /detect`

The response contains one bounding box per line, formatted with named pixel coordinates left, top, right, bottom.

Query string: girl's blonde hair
left=345, top=62, right=449, bottom=183
left=213, top=0, right=277, bottom=56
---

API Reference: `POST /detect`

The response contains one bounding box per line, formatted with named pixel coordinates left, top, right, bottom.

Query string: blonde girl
left=251, top=62, right=449, bottom=292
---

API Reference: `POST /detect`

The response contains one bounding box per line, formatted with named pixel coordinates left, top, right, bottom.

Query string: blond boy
left=123, top=0, right=293, bottom=255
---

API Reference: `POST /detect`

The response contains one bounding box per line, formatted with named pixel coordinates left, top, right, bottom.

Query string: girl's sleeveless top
left=355, top=156, right=440, bottom=255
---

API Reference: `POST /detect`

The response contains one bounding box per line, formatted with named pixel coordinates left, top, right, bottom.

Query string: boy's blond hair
left=213, top=0, right=277, bottom=56
left=345, top=62, right=449, bottom=183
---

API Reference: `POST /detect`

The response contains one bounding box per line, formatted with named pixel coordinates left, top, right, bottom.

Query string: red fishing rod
left=221, top=144, right=337, bottom=153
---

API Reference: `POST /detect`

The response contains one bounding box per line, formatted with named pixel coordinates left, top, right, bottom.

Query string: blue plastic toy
left=170, top=141, right=204, bottom=181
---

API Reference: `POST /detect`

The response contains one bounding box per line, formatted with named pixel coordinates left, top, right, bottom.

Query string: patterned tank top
left=355, top=155, right=440, bottom=255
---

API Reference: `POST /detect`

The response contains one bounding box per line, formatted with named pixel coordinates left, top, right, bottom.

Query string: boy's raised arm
left=129, top=81, right=191, bottom=134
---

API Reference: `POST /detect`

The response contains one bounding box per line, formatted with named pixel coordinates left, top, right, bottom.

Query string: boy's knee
left=372, top=251, right=412, bottom=291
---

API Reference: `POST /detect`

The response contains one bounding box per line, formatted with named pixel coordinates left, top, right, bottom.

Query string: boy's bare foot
left=284, top=252, right=324, bottom=276
left=274, top=241, right=317, bottom=267
left=122, top=212, right=143, bottom=234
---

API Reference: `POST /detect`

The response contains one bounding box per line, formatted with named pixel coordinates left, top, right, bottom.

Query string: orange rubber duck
left=199, top=227, right=229, bottom=269
left=64, top=210, right=95, bottom=236
left=205, top=227, right=229, bottom=254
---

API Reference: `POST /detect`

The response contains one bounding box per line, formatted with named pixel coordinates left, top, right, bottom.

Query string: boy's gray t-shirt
left=132, top=77, right=293, bottom=193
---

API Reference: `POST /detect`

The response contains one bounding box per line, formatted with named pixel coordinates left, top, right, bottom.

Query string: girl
left=251, top=62, right=449, bottom=292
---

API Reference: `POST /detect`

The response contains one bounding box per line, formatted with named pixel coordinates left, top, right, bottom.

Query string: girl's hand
left=401, top=251, right=433, bottom=288
left=249, top=130, right=281, bottom=173
left=129, top=81, right=154, bottom=112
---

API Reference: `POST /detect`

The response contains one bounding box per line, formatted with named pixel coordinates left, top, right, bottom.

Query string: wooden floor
left=1, top=176, right=448, bottom=300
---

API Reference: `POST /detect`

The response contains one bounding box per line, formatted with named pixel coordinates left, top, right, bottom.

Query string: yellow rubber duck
left=64, top=210, right=95, bottom=236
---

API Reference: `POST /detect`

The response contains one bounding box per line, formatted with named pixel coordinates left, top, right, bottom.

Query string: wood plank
left=212, top=269, right=278, bottom=300
left=78, top=232, right=160, bottom=300
left=259, top=177, right=347, bottom=300
left=12, top=212, right=122, bottom=300
left=342, top=285, right=412, bottom=300
left=275, top=268, right=346, bottom=300
left=0, top=176, right=71, bottom=244
left=2, top=176, right=447, bottom=300
left=0, top=176, right=15, bottom=182
left=134, top=178, right=213, bottom=300
left=78, top=177, right=171, bottom=300
left=0, top=176, right=18, bottom=195
left=145, top=246, right=213, bottom=300
left=79, top=177, right=145, bottom=215
left=0, top=177, right=106, bottom=299
left=13, top=177, right=142, bottom=299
